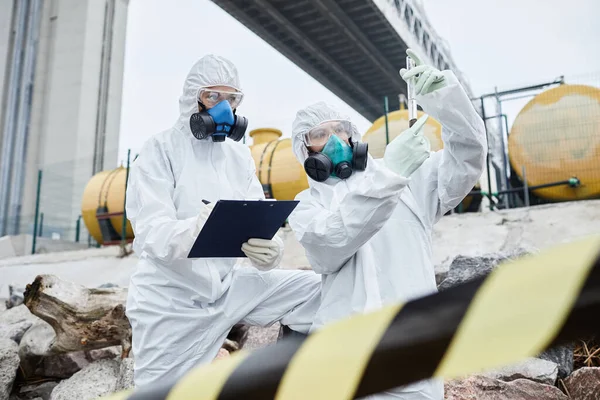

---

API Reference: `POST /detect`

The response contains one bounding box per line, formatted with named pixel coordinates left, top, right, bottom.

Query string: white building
left=0, top=0, right=129, bottom=238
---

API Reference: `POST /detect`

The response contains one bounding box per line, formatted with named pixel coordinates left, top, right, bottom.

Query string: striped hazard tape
left=104, top=235, right=600, bottom=400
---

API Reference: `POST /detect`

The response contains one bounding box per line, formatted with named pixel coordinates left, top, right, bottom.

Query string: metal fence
left=0, top=147, right=134, bottom=254
left=348, top=71, right=600, bottom=213
left=474, top=71, right=600, bottom=210
left=370, top=72, right=600, bottom=212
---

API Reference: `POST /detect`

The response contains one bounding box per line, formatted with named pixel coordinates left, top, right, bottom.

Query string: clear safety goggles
left=303, top=120, right=352, bottom=147
left=198, top=87, right=244, bottom=109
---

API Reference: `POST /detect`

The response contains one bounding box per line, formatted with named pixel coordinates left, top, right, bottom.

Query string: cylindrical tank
left=249, top=128, right=308, bottom=200
left=508, top=84, right=600, bottom=200
left=362, top=109, right=443, bottom=158
left=82, top=114, right=483, bottom=242
left=81, top=167, right=133, bottom=244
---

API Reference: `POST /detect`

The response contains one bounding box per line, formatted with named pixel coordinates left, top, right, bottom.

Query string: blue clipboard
left=188, top=200, right=299, bottom=258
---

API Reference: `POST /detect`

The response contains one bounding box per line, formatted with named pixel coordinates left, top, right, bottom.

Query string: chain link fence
left=0, top=147, right=134, bottom=255
left=476, top=71, right=600, bottom=210
left=37, top=156, right=95, bottom=244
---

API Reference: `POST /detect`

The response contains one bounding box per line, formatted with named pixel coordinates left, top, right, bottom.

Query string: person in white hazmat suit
left=288, top=50, right=487, bottom=399
left=125, top=54, right=321, bottom=387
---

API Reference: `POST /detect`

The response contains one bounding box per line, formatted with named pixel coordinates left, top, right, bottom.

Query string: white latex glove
left=241, top=234, right=284, bottom=271
left=399, top=49, right=447, bottom=96
left=192, top=202, right=216, bottom=237
left=383, top=114, right=431, bottom=178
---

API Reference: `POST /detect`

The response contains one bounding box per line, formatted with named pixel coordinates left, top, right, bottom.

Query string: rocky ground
left=0, top=200, right=599, bottom=399
left=1, top=250, right=599, bottom=399
left=3, top=199, right=600, bottom=298
left=0, top=302, right=132, bottom=400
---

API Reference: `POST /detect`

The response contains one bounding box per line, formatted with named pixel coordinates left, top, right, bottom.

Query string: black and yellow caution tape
left=104, top=235, right=600, bottom=400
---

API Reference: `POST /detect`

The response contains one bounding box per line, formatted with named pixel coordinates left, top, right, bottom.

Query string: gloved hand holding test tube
left=406, top=55, right=418, bottom=128
left=403, top=50, right=447, bottom=127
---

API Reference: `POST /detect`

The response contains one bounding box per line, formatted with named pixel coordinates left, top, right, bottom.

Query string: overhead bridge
left=210, top=0, right=470, bottom=121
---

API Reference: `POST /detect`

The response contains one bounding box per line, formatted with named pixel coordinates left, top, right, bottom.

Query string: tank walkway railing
left=468, top=174, right=582, bottom=209
left=474, top=76, right=566, bottom=211
left=95, top=209, right=133, bottom=247
left=21, top=151, right=133, bottom=255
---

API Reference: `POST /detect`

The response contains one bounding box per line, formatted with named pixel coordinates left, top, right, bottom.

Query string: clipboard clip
left=203, top=199, right=273, bottom=205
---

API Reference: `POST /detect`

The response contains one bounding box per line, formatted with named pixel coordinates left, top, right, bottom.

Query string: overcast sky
left=117, top=0, right=600, bottom=163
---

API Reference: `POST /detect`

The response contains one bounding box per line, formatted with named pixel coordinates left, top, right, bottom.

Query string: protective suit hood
left=291, top=102, right=362, bottom=166
left=175, top=54, right=241, bottom=136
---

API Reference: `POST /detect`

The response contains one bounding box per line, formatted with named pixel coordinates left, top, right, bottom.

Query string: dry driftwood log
left=22, top=275, right=250, bottom=361
left=23, top=275, right=132, bottom=358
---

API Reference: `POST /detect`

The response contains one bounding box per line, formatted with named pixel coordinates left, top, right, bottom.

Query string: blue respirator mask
left=304, top=134, right=368, bottom=182
left=189, top=100, right=248, bottom=142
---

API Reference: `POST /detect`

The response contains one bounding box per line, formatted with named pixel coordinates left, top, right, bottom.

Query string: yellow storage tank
left=249, top=128, right=308, bottom=200
left=508, top=84, right=600, bottom=200
left=81, top=116, right=483, bottom=241
left=362, top=109, right=443, bottom=158
left=81, top=167, right=133, bottom=244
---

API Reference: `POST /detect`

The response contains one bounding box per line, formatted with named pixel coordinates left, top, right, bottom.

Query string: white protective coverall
left=125, top=55, right=321, bottom=387
left=289, top=71, right=487, bottom=399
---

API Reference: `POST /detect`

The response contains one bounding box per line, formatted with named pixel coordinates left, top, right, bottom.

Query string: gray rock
left=11, top=398, right=43, bottom=400
left=17, top=382, right=58, bottom=400
left=50, top=360, right=119, bottom=400
left=86, top=346, right=121, bottom=361
left=19, top=322, right=123, bottom=380
left=18, top=322, right=57, bottom=378
left=0, top=305, right=40, bottom=346
left=482, top=357, right=558, bottom=385
left=39, top=352, right=90, bottom=380
left=445, top=375, right=567, bottom=400
left=0, top=338, right=20, bottom=400
left=435, top=270, right=448, bottom=286
left=5, top=297, right=23, bottom=310
left=0, top=321, right=33, bottom=344
left=438, top=249, right=530, bottom=291
left=0, top=305, right=40, bottom=326
left=5, top=286, right=25, bottom=310
left=0, top=300, right=6, bottom=313
left=563, top=367, right=600, bottom=400
left=97, top=283, right=118, bottom=289
left=115, top=358, right=134, bottom=391
left=538, top=345, right=574, bottom=379
left=244, top=324, right=280, bottom=351
left=10, top=397, right=43, bottom=400
left=19, top=322, right=83, bottom=379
